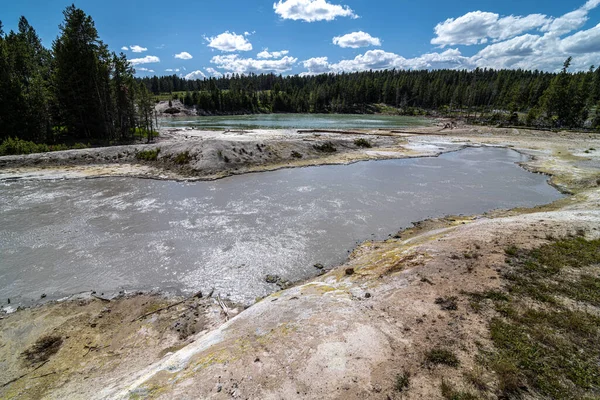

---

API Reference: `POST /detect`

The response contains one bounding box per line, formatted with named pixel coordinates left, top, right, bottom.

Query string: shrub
left=354, top=138, right=372, bottom=148
left=291, top=151, right=303, bottom=158
left=174, top=151, right=191, bottom=165
left=313, top=141, right=337, bottom=153
left=395, top=371, right=410, bottom=392
left=136, top=148, right=160, bottom=161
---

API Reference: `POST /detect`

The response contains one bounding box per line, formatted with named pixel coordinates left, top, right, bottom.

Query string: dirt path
left=1, top=126, right=599, bottom=399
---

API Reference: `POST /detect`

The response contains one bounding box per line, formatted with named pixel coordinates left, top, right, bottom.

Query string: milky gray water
left=0, top=148, right=563, bottom=306
left=160, top=113, right=431, bottom=130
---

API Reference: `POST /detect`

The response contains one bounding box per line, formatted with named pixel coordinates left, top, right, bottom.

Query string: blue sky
left=2, top=0, right=600, bottom=78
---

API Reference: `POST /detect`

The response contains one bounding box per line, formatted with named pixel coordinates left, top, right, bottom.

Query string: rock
left=41, top=293, right=47, bottom=299
left=265, top=275, right=280, bottom=284
left=365, top=292, right=371, bottom=298
left=314, top=263, right=324, bottom=270
left=435, top=296, right=458, bottom=311
left=345, top=268, right=355, bottom=276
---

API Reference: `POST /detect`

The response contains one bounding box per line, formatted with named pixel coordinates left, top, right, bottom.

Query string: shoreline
left=1, top=124, right=599, bottom=399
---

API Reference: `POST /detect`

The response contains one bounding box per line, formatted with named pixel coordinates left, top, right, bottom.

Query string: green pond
left=160, top=113, right=433, bottom=130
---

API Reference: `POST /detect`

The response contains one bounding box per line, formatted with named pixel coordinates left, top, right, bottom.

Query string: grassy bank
left=468, top=237, right=600, bottom=400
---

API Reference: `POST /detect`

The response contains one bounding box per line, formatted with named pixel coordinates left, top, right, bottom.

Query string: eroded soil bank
left=0, top=126, right=599, bottom=399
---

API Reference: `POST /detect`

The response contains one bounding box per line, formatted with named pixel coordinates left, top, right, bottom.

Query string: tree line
left=142, top=58, right=600, bottom=129
left=0, top=5, right=157, bottom=149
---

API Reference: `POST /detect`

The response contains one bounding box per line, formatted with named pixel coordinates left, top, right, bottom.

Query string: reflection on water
left=0, top=148, right=563, bottom=306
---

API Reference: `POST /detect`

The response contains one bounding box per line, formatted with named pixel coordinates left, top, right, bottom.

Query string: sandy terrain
left=1, top=125, right=599, bottom=399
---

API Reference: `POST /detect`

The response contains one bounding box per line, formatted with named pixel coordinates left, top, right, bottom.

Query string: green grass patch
left=440, top=380, right=478, bottom=400
left=136, top=148, right=160, bottom=161
left=174, top=151, right=191, bottom=165
left=426, top=348, right=460, bottom=367
left=479, top=238, right=600, bottom=399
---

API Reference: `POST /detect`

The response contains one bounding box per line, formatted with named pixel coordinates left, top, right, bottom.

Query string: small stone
left=41, top=294, right=47, bottom=299
left=314, top=263, right=324, bottom=270
left=265, top=275, right=279, bottom=284
left=345, top=268, right=355, bottom=276
left=364, top=292, right=371, bottom=298
left=90, top=323, right=97, bottom=328
left=216, top=385, right=222, bottom=392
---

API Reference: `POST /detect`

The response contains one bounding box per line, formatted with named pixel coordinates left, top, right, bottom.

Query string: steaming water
left=0, top=147, right=563, bottom=306
left=160, top=113, right=431, bottom=130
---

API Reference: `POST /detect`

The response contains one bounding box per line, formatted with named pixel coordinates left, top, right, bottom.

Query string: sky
left=2, top=0, right=600, bottom=79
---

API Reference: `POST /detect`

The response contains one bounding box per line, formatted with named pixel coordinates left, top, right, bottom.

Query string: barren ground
left=0, top=124, right=599, bottom=399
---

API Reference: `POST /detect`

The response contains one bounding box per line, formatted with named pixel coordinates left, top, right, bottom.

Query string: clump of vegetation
left=354, top=138, right=372, bottom=148
left=478, top=238, right=600, bottom=399
left=440, top=380, right=478, bottom=400
left=136, top=148, right=160, bottom=161
left=291, top=150, right=303, bottom=159
left=0, top=137, right=89, bottom=156
left=435, top=296, right=458, bottom=310
left=313, top=142, right=337, bottom=153
left=395, top=371, right=410, bottom=392
left=425, top=348, right=460, bottom=367
left=174, top=151, right=191, bottom=165
left=22, top=335, right=63, bottom=364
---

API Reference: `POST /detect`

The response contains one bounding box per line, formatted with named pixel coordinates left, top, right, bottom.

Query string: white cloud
left=165, top=68, right=181, bottom=72
left=560, top=23, right=600, bottom=53
left=130, top=45, right=148, bottom=53
left=432, top=0, right=600, bottom=47
left=175, top=52, right=193, bottom=60
left=476, top=34, right=542, bottom=60
left=302, top=49, right=473, bottom=75
left=333, top=31, right=381, bottom=48
left=121, top=46, right=129, bottom=51
left=211, top=54, right=298, bottom=74
left=205, top=67, right=223, bottom=78
left=431, top=11, right=549, bottom=47
left=257, top=49, right=290, bottom=58
left=136, top=68, right=155, bottom=73
left=273, top=0, right=357, bottom=22
left=301, top=57, right=332, bottom=75
left=206, top=31, right=252, bottom=52
left=129, top=55, right=160, bottom=65
left=184, top=70, right=207, bottom=80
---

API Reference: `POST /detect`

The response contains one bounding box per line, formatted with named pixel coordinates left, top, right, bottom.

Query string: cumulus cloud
left=130, top=45, right=148, bottom=53
left=257, top=49, right=290, bottom=58
left=211, top=54, right=298, bottom=74
left=301, top=49, right=472, bottom=75
left=560, top=23, right=600, bottom=53
left=121, top=46, right=129, bottom=51
left=431, top=11, right=549, bottom=47
left=129, top=55, right=160, bottom=65
left=205, top=67, right=224, bottom=77
left=135, top=67, right=155, bottom=73
left=206, top=31, right=253, bottom=52
left=175, top=52, right=193, bottom=60
left=273, top=0, right=357, bottom=22
left=432, top=0, right=600, bottom=47
left=301, top=57, right=332, bottom=75
left=184, top=70, right=207, bottom=80
left=333, top=31, right=381, bottom=48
